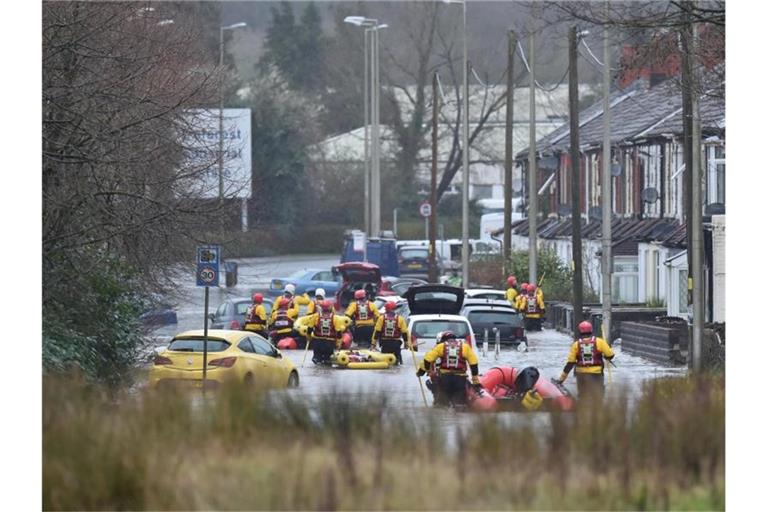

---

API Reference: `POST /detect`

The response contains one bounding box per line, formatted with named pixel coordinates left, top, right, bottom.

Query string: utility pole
left=461, top=1, right=470, bottom=289
left=691, top=20, right=703, bottom=372
left=527, top=28, right=537, bottom=285
left=371, top=27, right=381, bottom=237
left=504, top=30, right=516, bottom=275
left=601, top=16, right=613, bottom=344
left=569, top=27, right=584, bottom=336
left=364, top=28, right=371, bottom=237
left=429, top=72, right=439, bottom=283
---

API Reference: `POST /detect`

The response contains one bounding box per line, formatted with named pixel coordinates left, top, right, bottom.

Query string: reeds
left=43, top=374, right=724, bottom=510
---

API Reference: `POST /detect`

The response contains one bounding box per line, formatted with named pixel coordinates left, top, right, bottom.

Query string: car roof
left=461, top=305, right=519, bottom=313
left=173, top=329, right=250, bottom=342
left=408, top=314, right=469, bottom=323
left=232, top=296, right=274, bottom=303
left=462, top=298, right=513, bottom=307
left=464, top=288, right=506, bottom=295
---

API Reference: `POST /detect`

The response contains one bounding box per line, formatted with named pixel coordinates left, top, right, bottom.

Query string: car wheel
left=287, top=371, right=299, bottom=388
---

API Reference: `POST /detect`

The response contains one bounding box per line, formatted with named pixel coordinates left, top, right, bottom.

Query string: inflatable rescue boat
left=276, top=332, right=353, bottom=351
left=465, top=366, right=574, bottom=412
left=331, top=349, right=396, bottom=369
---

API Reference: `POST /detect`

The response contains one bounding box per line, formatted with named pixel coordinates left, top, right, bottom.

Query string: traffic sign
left=419, top=201, right=432, bottom=218
left=196, top=245, right=221, bottom=287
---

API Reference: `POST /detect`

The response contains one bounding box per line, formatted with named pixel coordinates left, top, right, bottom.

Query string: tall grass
left=43, top=375, right=724, bottom=510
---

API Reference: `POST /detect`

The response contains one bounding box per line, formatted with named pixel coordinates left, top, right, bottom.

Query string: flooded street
left=148, top=255, right=686, bottom=420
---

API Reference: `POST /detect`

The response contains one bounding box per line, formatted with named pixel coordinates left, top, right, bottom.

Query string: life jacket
left=576, top=336, right=604, bottom=367
left=526, top=295, right=539, bottom=314
left=246, top=305, right=266, bottom=325
left=314, top=312, right=337, bottom=339
left=381, top=312, right=402, bottom=340
left=273, top=302, right=293, bottom=330
left=354, top=300, right=373, bottom=321
left=439, top=339, right=467, bottom=372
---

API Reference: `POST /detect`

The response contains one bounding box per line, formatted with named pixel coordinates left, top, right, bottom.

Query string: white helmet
left=284, top=283, right=296, bottom=295
left=315, top=288, right=326, bottom=299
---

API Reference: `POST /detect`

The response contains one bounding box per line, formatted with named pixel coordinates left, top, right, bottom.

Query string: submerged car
left=460, top=304, right=526, bottom=345
left=332, top=262, right=385, bottom=311
left=150, top=330, right=299, bottom=390
left=382, top=276, right=429, bottom=296
left=403, top=284, right=475, bottom=350
left=268, top=269, right=340, bottom=297
left=210, top=297, right=275, bottom=330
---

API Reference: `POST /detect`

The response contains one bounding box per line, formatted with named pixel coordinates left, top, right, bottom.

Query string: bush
left=43, top=254, right=150, bottom=387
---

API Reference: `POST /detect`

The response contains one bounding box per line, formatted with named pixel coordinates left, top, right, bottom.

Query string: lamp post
left=218, top=22, right=247, bottom=206
left=443, top=0, right=469, bottom=287
left=344, top=17, right=388, bottom=238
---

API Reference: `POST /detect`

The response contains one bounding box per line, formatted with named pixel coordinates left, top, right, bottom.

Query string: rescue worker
left=302, top=288, right=326, bottom=316
left=515, top=283, right=530, bottom=312
left=269, top=295, right=299, bottom=345
left=345, top=289, right=380, bottom=348
left=371, top=301, right=409, bottom=365
left=243, top=293, right=268, bottom=334
left=505, top=276, right=519, bottom=306
left=416, top=331, right=481, bottom=407
left=521, top=283, right=546, bottom=331
left=555, top=320, right=615, bottom=403
left=295, top=300, right=351, bottom=365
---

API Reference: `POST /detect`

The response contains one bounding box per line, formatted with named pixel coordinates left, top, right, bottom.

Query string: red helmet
left=252, top=293, right=263, bottom=304
left=507, top=276, right=517, bottom=286
left=278, top=297, right=290, bottom=309
left=578, top=321, right=593, bottom=335
left=320, top=300, right=334, bottom=313
left=529, top=284, right=537, bottom=293
left=521, top=283, right=529, bottom=292
left=384, top=301, right=397, bottom=312
left=354, top=289, right=366, bottom=300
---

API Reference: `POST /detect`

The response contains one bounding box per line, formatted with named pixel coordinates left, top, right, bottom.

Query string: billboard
left=182, top=108, right=252, bottom=199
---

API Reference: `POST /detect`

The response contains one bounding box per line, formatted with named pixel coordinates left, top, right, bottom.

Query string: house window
left=707, top=145, right=726, bottom=207
left=612, top=257, right=639, bottom=303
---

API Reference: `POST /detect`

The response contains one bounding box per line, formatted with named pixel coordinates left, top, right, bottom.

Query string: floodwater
left=147, top=254, right=686, bottom=429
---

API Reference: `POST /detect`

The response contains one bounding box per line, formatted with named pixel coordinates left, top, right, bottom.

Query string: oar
left=301, top=328, right=312, bottom=368
left=407, top=335, right=429, bottom=407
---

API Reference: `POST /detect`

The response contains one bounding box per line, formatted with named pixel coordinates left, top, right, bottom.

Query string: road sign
left=196, top=245, right=221, bottom=287
left=419, top=201, right=432, bottom=218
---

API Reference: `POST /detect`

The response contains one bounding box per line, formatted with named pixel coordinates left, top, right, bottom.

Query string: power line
left=516, top=40, right=569, bottom=92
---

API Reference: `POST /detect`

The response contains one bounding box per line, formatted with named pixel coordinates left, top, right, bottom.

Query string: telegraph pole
left=364, top=28, right=371, bottom=237
left=371, top=26, right=381, bottom=237
left=504, top=30, right=516, bottom=275
left=601, top=16, right=613, bottom=343
left=527, top=28, right=538, bottom=285
left=569, top=27, right=584, bottom=336
left=691, top=20, right=703, bottom=372
left=429, top=72, right=439, bottom=283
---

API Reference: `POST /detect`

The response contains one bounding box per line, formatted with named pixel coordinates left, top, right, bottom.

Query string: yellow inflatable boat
left=331, top=350, right=396, bottom=369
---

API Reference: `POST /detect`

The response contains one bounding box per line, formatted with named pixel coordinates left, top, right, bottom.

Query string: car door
left=237, top=337, right=269, bottom=386
left=250, top=336, right=283, bottom=386
left=313, top=271, right=338, bottom=292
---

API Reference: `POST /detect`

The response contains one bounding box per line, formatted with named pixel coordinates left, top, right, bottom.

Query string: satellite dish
left=641, top=187, right=659, bottom=204
left=611, top=163, right=622, bottom=177
left=588, top=206, right=602, bottom=221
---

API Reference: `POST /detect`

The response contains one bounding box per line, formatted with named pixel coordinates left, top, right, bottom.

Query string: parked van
left=341, top=230, right=400, bottom=277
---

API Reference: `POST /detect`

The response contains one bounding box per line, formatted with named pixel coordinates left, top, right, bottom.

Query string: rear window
left=467, top=311, right=522, bottom=326
left=470, top=292, right=505, bottom=300
left=412, top=320, right=470, bottom=339
left=168, top=338, right=230, bottom=352
left=400, top=248, right=428, bottom=260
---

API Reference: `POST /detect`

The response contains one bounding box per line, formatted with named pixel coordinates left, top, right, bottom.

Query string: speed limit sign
left=419, top=201, right=432, bottom=218
left=198, top=266, right=217, bottom=284
left=196, top=245, right=221, bottom=287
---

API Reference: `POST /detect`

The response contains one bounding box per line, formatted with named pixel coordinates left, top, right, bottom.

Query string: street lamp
left=219, top=22, right=248, bottom=207
left=442, top=0, right=469, bottom=287
left=344, top=16, right=388, bottom=239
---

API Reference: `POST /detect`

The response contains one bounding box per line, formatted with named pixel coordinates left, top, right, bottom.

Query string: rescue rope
left=408, top=336, right=429, bottom=407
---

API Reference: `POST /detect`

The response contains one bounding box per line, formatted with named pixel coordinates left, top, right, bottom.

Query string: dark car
left=460, top=304, right=526, bottom=344
left=381, top=276, right=428, bottom=296
left=397, top=245, right=431, bottom=279
left=209, top=297, right=275, bottom=330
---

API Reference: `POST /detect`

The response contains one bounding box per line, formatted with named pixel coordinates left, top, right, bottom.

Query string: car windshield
left=467, top=311, right=521, bottom=326
left=400, top=248, right=428, bottom=259
left=412, top=320, right=470, bottom=339
left=168, top=338, right=230, bottom=352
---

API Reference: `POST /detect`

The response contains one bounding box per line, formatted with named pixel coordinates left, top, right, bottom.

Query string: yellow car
left=149, top=329, right=299, bottom=390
